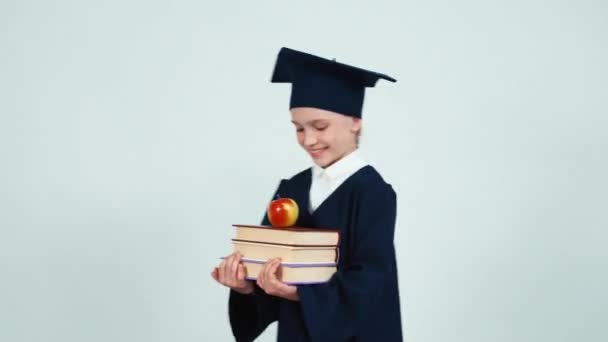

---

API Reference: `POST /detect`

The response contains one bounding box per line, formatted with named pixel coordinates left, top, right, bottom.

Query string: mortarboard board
left=270, top=47, right=396, bottom=118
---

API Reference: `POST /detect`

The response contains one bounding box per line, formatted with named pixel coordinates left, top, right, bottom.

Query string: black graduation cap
left=270, top=47, right=396, bottom=118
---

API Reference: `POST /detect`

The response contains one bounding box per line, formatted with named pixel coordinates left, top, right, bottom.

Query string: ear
left=350, top=118, right=362, bottom=134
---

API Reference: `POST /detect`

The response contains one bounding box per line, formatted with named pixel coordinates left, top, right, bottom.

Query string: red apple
left=267, top=197, right=299, bottom=228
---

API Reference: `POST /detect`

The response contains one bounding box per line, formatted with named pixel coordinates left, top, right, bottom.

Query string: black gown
left=228, top=165, right=403, bottom=342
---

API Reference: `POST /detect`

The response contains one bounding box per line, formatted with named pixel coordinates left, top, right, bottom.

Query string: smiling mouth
left=308, top=147, right=328, bottom=157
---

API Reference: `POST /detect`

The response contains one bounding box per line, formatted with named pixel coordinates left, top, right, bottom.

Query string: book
left=232, top=224, right=340, bottom=246
left=241, top=258, right=337, bottom=285
left=224, top=224, right=341, bottom=284
left=232, top=239, right=339, bottom=263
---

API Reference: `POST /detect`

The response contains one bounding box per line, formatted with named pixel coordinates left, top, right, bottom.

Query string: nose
left=303, top=130, right=317, bottom=147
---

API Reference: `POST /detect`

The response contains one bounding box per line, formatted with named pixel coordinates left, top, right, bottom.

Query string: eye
left=296, top=128, right=304, bottom=133
left=315, top=125, right=328, bottom=131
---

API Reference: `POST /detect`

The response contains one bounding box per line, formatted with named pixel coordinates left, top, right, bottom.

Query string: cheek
left=319, top=129, right=335, bottom=145
left=296, top=132, right=305, bottom=145
left=323, top=129, right=347, bottom=149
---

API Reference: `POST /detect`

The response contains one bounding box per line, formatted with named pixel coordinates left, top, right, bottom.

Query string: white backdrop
left=1, top=1, right=606, bottom=341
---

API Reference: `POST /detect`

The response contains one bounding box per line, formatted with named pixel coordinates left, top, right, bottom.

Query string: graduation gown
left=229, top=165, right=403, bottom=342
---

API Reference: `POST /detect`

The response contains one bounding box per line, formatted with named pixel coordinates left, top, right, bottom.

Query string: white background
left=1, top=1, right=606, bottom=341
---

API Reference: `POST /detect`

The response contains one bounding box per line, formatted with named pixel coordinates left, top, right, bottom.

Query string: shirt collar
left=311, top=149, right=367, bottom=181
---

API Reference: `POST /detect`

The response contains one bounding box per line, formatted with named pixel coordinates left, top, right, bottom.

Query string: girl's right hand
left=211, top=252, right=254, bottom=295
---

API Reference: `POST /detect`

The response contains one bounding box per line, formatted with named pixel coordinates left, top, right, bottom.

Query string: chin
left=314, top=155, right=339, bottom=168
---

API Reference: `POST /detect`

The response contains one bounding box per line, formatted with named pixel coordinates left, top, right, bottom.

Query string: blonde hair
left=355, top=128, right=362, bottom=147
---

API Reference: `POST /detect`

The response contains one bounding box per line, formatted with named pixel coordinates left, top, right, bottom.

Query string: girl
left=212, top=47, right=402, bottom=342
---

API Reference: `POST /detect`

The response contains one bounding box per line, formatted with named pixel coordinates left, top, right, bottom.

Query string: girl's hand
left=211, top=252, right=254, bottom=295
left=256, top=258, right=300, bottom=301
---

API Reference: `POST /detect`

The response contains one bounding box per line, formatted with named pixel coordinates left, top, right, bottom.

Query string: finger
left=261, top=259, right=280, bottom=294
left=237, top=264, right=247, bottom=281
left=211, top=267, right=219, bottom=282
left=265, top=258, right=278, bottom=281
left=231, top=253, right=241, bottom=278
left=225, top=253, right=239, bottom=286
left=218, top=259, right=227, bottom=283
left=267, top=259, right=282, bottom=289
left=261, top=259, right=272, bottom=285
left=267, top=258, right=281, bottom=281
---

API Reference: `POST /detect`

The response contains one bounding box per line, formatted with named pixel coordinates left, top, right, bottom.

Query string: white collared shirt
left=309, top=149, right=368, bottom=212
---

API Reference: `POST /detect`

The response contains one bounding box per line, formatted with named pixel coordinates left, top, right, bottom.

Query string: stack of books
left=230, top=224, right=340, bottom=284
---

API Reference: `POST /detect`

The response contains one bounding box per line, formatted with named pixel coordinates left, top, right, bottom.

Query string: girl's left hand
left=256, top=258, right=300, bottom=301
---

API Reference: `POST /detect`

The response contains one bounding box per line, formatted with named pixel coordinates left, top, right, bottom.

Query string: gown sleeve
left=296, top=183, right=398, bottom=341
left=228, top=181, right=287, bottom=342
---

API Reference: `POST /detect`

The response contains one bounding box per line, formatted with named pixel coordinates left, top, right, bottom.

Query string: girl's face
left=290, top=107, right=361, bottom=168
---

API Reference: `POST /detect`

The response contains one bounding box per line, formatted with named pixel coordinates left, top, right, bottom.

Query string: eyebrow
left=291, top=119, right=328, bottom=126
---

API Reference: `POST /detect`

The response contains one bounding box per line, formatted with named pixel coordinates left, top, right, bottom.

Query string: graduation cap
left=270, top=47, right=396, bottom=118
